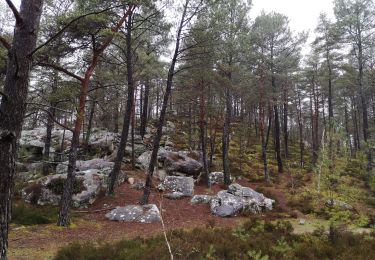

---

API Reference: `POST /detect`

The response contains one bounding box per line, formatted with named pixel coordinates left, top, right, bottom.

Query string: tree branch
left=0, top=36, right=11, bottom=50
left=29, top=5, right=126, bottom=57
left=27, top=104, right=74, bottom=132
left=37, top=62, right=84, bottom=82
left=5, top=0, right=23, bottom=25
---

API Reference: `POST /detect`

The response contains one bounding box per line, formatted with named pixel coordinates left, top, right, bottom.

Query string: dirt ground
left=8, top=174, right=290, bottom=260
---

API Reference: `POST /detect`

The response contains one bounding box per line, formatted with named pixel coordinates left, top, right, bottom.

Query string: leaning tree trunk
left=0, top=1, right=43, bottom=258
left=141, top=1, right=189, bottom=204
left=107, top=12, right=135, bottom=195
left=58, top=7, right=134, bottom=225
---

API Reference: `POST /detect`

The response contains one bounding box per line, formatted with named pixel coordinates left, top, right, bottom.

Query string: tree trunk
left=140, top=78, right=150, bottom=138
left=222, top=86, right=232, bottom=185
left=271, top=73, right=283, bottom=173
left=107, top=12, right=135, bottom=195
left=0, top=1, right=43, bottom=258
left=283, top=83, right=288, bottom=159
left=141, top=1, right=189, bottom=204
left=58, top=6, right=134, bottom=224
left=42, top=105, right=56, bottom=176
left=199, top=80, right=209, bottom=186
left=85, top=99, right=95, bottom=145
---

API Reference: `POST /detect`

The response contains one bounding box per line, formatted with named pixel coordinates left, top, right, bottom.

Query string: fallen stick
left=73, top=207, right=116, bottom=214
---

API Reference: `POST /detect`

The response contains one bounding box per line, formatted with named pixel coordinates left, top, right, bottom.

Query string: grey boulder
left=158, top=176, right=194, bottom=196
left=105, top=204, right=161, bottom=223
left=163, top=151, right=202, bottom=177
left=191, top=195, right=213, bottom=204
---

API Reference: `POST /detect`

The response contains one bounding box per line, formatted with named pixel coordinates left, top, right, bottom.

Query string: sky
left=251, top=0, right=335, bottom=33
left=7, top=0, right=336, bottom=54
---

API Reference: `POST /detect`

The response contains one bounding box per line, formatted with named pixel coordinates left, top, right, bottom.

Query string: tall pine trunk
left=140, top=78, right=150, bottom=139
left=107, top=12, right=135, bottom=195
left=141, top=1, right=189, bottom=204
left=0, top=1, right=43, bottom=257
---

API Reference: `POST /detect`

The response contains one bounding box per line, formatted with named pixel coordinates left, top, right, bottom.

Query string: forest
left=1, top=0, right=375, bottom=259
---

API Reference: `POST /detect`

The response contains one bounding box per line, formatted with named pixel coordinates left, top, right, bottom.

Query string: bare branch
left=5, top=0, right=23, bottom=25
left=37, top=62, right=84, bottom=82
left=27, top=104, right=74, bottom=132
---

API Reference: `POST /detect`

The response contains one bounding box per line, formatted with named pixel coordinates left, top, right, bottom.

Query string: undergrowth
left=54, top=219, right=375, bottom=260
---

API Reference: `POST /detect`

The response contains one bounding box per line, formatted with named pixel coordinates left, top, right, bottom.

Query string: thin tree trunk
left=141, top=0, right=189, bottom=204
left=140, top=77, right=150, bottom=138
left=199, top=80, right=209, bottom=186
left=58, top=7, right=134, bottom=225
left=271, top=73, right=283, bottom=173
left=107, top=11, right=135, bottom=195
left=85, top=99, right=95, bottom=145
left=283, top=83, right=288, bottom=159
left=222, top=86, right=232, bottom=185
left=131, top=87, right=136, bottom=170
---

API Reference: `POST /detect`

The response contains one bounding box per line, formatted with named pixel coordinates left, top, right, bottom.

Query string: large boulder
left=56, top=158, right=114, bottom=174
left=191, top=195, right=213, bottom=204
left=162, top=151, right=202, bottom=177
left=210, top=183, right=274, bottom=217
left=208, top=172, right=224, bottom=185
left=158, top=176, right=194, bottom=196
left=22, top=169, right=108, bottom=208
left=105, top=204, right=161, bottom=223
left=137, top=147, right=169, bottom=169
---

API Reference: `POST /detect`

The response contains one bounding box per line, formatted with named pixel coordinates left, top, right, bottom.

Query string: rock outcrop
left=105, top=204, right=161, bottom=223
left=209, top=183, right=274, bottom=217
left=158, top=176, right=194, bottom=197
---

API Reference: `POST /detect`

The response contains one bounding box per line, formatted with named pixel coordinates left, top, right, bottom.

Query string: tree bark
left=0, top=1, right=43, bottom=258
left=140, top=77, right=150, bottom=139
left=107, top=11, right=135, bottom=195
left=199, top=80, right=209, bottom=186
left=58, top=6, right=134, bottom=225
left=271, top=73, right=283, bottom=173
left=222, top=86, right=232, bottom=185
left=141, top=0, right=189, bottom=204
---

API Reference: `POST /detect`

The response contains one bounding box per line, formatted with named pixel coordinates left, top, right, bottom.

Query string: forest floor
left=8, top=169, right=373, bottom=259
left=7, top=170, right=298, bottom=259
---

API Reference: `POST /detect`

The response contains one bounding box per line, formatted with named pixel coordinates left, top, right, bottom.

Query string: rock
left=325, top=199, right=353, bottom=210
left=191, top=195, right=213, bottom=204
left=208, top=172, right=224, bottom=185
left=23, top=169, right=107, bottom=208
left=155, top=169, right=167, bottom=181
left=125, top=144, right=148, bottom=157
left=137, top=148, right=168, bottom=170
left=25, top=162, right=43, bottom=173
left=127, top=177, right=135, bottom=185
left=72, top=169, right=105, bottom=207
left=299, top=219, right=306, bottom=225
left=164, top=191, right=185, bottom=200
left=158, top=176, right=194, bottom=196
left=210, top=183, right=274, bottom=217
left=131, top=182, right=145, bottom=190
left=162, top=121, right=176, bottom=134
left=105, top=204, right=161, bottom=223
left=56, top=158, right=114, bottom=174
left=163, top=151, right=202, bottom=177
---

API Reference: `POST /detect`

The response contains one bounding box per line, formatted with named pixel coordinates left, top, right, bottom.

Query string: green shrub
left=46, top=178, right=85, bottom=195
left=54, top=220, right=375, bottom=260
left=11, top=201, right=58, bottom=225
